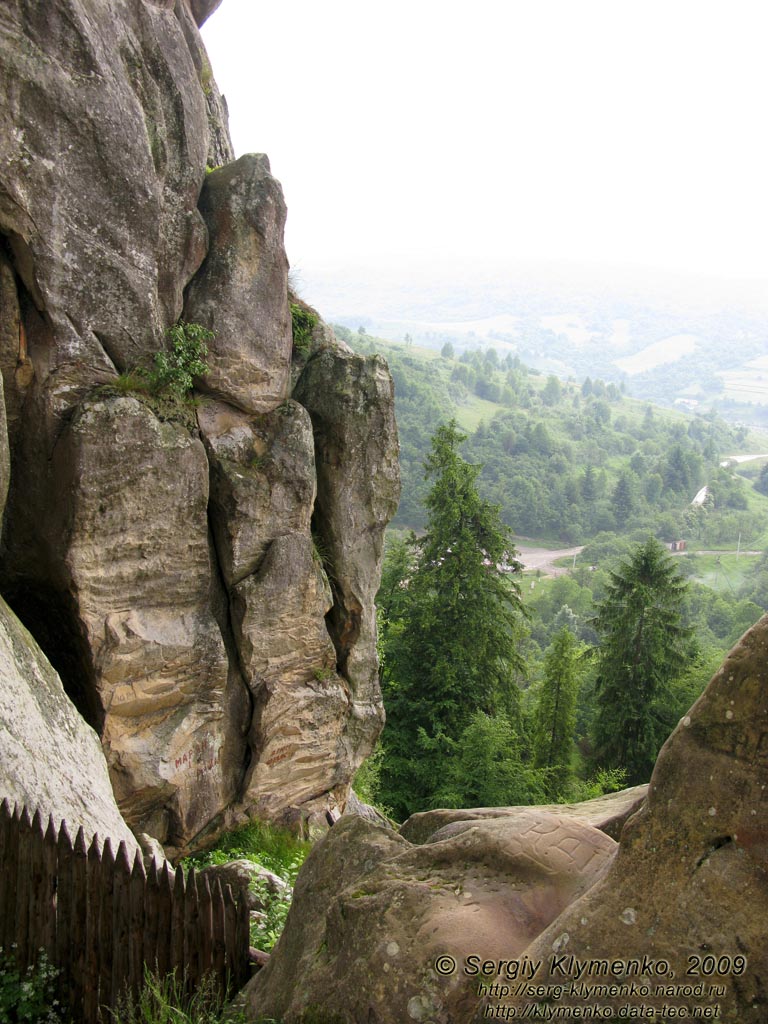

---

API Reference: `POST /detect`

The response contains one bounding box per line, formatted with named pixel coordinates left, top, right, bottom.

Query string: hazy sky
left=201, top=1, right=768, bottom=288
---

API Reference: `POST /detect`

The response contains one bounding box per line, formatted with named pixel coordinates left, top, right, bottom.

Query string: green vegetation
left=343, top=327, right=767, bottom=808
left=340, top=325, right=768, bottom=548
left=0, top=949, right=61, bottom=1023
left=183, top=820, right=309, bottom=954
left=591, top=538, right=694, bottom=784
left=365, top=403, right=765, bottom=816
left=106, top=322, right=212, bottom=407
left=291, top=303, right=318, bottom=357
left=148, top=321, right=211, bottom=400
left=108, top=968, right=245, bottom=1024
left=532, top=628, right=582, bottom=798
left=378, top=421, right=533, bottom=818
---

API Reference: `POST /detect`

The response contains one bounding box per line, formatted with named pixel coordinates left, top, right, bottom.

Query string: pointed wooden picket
left=0, top=802, right=253, bottom=1022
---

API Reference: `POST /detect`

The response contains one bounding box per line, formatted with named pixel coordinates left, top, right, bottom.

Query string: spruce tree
left=379, top=420, right=526, bottom=817
left=533, top=627, right=582, bottom=797
left=591, top=537, right=693, bottom=784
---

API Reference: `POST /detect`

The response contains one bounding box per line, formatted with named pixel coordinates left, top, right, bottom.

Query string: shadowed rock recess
left=246, top=617, right=768, bottom=1023
left=0, top=0, right=399, bottom=854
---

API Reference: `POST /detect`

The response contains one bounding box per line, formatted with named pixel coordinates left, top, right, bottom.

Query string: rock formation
left=246, top=617, right=768, bottom=1023
left=0, top=595, right=139, bottom=854
left=399, top=784, right=649, bottom=844
left=245, top=811, right=618, bottom=1024
left=0, top=0, right=399, bottom=854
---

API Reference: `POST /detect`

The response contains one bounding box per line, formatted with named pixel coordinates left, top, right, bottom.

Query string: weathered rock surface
left=0, top=375, right=8, bottom=522
left=294, top=349, right=400, bottom=765
left=0, top=595, right=137, bottom=853
left=482, top=614, right=768, bottom=1023
left=46, top=395, right=245, bottom=849
left=187, top=0, right=224, bottom=28
left=184, top=155, right=292, bottom=414
left=231, top=533, right=351, bottom=825
left=0, top=0, right=399, bottom=850
left=400, top=785, right=649, bottom=845
left=343, top=789, right=395, bottom=830
left=246, top=811, right=617, bottom=1024
left=0, top=0, right=218, bottom=379
left=199, top=398, right=315, bottom=587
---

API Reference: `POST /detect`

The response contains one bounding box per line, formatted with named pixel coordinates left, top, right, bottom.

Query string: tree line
left=372, top=422, right=704, bottom=820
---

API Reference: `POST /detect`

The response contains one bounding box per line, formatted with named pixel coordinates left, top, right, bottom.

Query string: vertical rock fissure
left=202, top=450, right=256, bottom=803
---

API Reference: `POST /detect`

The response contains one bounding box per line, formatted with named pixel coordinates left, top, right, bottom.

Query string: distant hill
left=301, top=261, right=768, bottom=426
left=339, top=326, right=768, bottom=552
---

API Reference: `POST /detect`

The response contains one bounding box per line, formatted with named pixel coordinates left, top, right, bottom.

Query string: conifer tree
left=533, top=627, right=582, bottom=796
left=591, top=537, right=693, bottom=784
left=378, top=420, right=526, bottom=817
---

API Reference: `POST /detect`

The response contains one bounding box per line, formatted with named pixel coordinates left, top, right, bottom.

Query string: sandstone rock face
left=0, top=374, right=8, bottom=521
left=0, top=0, right=399, bottom=850
left=231, top=533, right=351, bottom=823
left=184, top=155, right=292, bottom=414
left=475, top=615, right=768, bottom=1023
left=295, top=349, right=400, bottom=765
left=246, top=812, right=617, bottom=1024
left=199, top=399, right=316, bottom=588
left=0, top=596, right=137, bottom=853
left=399, top=785, right=649, bottom=845
left=343, top=789, right=395, bottom=830
left=0, top=0, right=217, bottom=378
left=198, top=388, right=393, bottom=830
left=48, top=395, right=244, bottom=849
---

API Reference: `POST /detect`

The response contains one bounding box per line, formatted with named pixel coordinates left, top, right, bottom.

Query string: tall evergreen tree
left=611, top=472, right=635, bottom=523
left=533, top=627, right=582, bottom=796
left=591, top=537, right=694, bottom=784
left=379, top=420, right=526, bottom=817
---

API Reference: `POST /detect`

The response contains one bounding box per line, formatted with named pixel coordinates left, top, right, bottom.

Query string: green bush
left=183, top=820, right=310, bottom=953
left=147, top=321, right=212, bottom=400
left=290, top=304, right=318, bottom=357
left=0, top=948, right=62, bottom=1024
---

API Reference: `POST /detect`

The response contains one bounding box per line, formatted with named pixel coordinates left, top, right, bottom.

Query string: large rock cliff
left=0, top=0, right=399, bottom=854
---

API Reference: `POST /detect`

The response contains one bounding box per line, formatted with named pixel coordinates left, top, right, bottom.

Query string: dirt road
left=516, top=544, right=585, bottom=577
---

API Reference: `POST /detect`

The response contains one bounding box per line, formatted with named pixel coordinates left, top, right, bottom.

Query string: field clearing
left=678, top=551, right=760, bottom=594
left=614, top=334, right=698, bottom=375
left=454, top=394, right=505, bottom=431
left=718, top=370, right=768, bottom=406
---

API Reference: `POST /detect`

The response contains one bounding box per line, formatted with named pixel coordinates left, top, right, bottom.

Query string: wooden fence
left=0, top=799, right=250, bottom=1022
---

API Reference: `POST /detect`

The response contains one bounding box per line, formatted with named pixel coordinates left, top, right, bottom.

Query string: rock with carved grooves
left=399, top=785, right=649, bottom=845
left=47, top=395, right=244, bottom=849
left=294, top=348, right=400, bottom=775
left=245, top=812, right=616, bottom=1024
left=199, top=398, right=316, bottom=587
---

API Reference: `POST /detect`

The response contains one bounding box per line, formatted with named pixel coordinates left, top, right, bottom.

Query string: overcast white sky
left=201, top=1, right=768, bottom=290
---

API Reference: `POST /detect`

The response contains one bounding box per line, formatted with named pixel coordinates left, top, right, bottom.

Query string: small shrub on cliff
left=148, top=321, right=212, bottom=399
left=290, top=303, right=318, bottom=357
